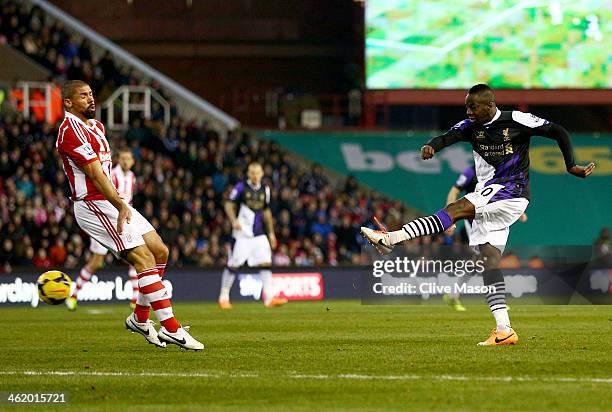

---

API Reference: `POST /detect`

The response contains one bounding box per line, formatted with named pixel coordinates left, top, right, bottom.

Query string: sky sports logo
left=239, top=273, right=324, bottom=301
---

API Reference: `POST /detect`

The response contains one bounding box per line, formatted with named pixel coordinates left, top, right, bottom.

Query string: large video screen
left=366, top=0, right=611, bottom=89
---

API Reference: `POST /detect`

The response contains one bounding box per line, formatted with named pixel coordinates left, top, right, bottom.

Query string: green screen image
left=366, top=0, right=611, bottom=89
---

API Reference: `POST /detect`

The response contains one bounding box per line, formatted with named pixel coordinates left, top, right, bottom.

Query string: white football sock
left=494, top=309, right=511, bottom=332
left=388, top=229, right=410, bottom=245
left=486, top=281, right=511, bottom=332
left=260, top=269, right=273, bottom=304
left=388, top=213, right=450, bottom=245
left=219, top=268, right=236, bottom=301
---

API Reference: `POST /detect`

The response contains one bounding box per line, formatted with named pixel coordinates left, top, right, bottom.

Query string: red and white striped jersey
left=56, top=111, right=114, bottom=201
left=111, top=165, right=136, bottom=205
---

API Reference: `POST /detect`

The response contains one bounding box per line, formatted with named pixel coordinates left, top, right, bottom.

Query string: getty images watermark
left=361, top=244, right=611, bottom=305
left=369, top=257, right=497, bottom=297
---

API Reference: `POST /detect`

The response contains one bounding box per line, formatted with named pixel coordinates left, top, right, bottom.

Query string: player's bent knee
left=143, top=231, right=169, bottom=262
left=445, top=198, right=475, bottom=221
left=151, top=242, right=169, bottom=262
left=479, top=243, right=502, bottom=269
left=124, top=245, right=156, bottom=272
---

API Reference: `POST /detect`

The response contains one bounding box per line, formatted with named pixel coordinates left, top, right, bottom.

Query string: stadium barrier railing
left=28, top=0, right=240, bottom=135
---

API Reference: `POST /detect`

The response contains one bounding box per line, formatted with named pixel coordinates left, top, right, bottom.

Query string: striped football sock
left=128, top=266, right=139, bottom=304
left=134, top=263, right=167, bottom=315
left=72, top=267, right=93, bottom=299
left=156, top=262, right=166, bottom=278
left=486, top=280, right=511, bottom=332
left=388, top=209, right=453, bottom=245
left=136, top=268, right=180, bottom=332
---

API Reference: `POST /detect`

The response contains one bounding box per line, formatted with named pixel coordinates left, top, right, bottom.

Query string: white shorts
left=89, top=238, right=108, bottom=255
left=464, top=219, right=474, bottom=243
left=74, top=199, right=155, bottom=255
left=463, top=184, right=529, bottom=253
left=227, top=235, right=272, bottom=267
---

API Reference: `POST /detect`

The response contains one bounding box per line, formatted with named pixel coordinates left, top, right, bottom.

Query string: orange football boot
left=218, top=299, right=233, bottom=310
left=264, top=297, right=288, bottom=308
left=478, top=328, right=518, bottom=346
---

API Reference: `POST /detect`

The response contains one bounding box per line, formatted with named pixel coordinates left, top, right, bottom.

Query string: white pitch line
left=0, top=371, right=611, bottom=384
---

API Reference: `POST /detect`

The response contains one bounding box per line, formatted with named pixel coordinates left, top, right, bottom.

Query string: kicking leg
left=361, top=198, right=475, bottom=254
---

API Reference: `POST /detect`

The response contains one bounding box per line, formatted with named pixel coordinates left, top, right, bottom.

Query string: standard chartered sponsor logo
left=340, top=143, right=473, bottom=173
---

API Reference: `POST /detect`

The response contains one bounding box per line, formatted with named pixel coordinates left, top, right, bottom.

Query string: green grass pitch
left=1, top=301, right=611, bottom=411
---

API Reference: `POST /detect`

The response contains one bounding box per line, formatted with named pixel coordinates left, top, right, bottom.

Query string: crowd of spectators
left=0, top=108, right=428, bottom=272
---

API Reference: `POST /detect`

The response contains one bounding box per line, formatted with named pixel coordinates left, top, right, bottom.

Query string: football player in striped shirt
left=56, top=80, right=203, bottom=350
left=66, top=148, right=139, bottom=310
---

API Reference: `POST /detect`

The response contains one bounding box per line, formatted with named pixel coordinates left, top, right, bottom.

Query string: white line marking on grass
left=86, top=309, right=114, bottom=315
left=1, top=371, right=611, bottom=384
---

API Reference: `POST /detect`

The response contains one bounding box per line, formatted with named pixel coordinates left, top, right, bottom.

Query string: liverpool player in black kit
left=362, top=84, right=595, bottom=346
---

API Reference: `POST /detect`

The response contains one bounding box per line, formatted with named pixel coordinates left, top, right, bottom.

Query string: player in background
left=66, top=148, right=139, bottom=311
left=56, top=80, right=203, bottom=350
left=442, top=165, right=527, bottom=312
left=362, top=84, right=594, bottom=346
left=218, top=162, right=287, bottom=309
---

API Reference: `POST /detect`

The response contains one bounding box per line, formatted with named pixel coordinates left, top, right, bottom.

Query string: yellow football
left=37, top=271, right=72, bottom=305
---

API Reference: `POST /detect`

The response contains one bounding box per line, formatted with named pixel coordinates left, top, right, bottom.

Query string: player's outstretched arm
left=421, top=128, right=465, bottom=160
left=541, top=123, right=595, bottom=179
left=81, top=160, right=132, bottom=233
left=568, top=163, right=596, bottom=178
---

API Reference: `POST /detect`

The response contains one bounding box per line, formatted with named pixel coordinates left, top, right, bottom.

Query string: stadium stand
left=0, top=0, right=439, bottom=273
left=1, top=0, right=608, bottom=275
